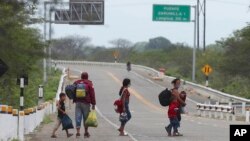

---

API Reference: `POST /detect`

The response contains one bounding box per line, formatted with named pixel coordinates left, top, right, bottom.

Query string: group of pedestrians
left=50, top=70, right=186, bottom=138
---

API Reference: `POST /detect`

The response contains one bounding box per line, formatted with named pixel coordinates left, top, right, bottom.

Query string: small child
left=51, top=93, right=73, bottom=138
left=165, top=98, right=182, bottom=136
left=179, top=91, right=187, bottom=114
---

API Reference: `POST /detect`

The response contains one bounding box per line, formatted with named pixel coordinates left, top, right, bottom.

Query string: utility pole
left=203, top=0, right=206, bottom=51
left=192, top=5, right=197, bottom=81
left=197, top=0, right=200, bottom=50
left=43, top=2, right=47, bottom=83
left=49, top=5, right=52, bottom=74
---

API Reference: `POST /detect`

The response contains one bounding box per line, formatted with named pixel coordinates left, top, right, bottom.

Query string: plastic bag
left=114, top=99, right=123, bottom=114
left=119, top=112, right=128, bottom=122
left=85, top=110, right=98, bottom=127
left=61, top=115, right=74, bottom=130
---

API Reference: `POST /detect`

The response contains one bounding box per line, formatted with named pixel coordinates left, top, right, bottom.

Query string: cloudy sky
left=38, top=0, right=250, bottom=47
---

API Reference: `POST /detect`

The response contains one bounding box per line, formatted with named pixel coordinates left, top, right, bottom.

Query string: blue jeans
left=75, top=103, right=90, bottom=128
left=167, top=117, right=180, bottom=133
left=121, top=101, right=131, bottom=126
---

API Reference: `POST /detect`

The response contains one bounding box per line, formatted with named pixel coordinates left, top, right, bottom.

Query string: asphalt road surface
left=49, top=64, right=246, bottom=141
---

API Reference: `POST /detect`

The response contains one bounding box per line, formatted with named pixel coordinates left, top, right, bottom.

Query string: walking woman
left=165, top=78, right=186, bottom=136
left=118, top=78, right=132, bottom=136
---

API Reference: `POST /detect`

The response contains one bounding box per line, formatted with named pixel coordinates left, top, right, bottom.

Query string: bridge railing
left=196, top=103, right=236, bottom=121
left=0, top=69, right=67, bottom=141
left=53, top=60, right=250, bottom=103
left=196, top=103, right=250, bottom=122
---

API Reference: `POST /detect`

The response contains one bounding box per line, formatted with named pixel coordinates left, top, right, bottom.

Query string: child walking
left=51, top=93, right=73, bottom=138
left=165, top=98, right=183, bottom=136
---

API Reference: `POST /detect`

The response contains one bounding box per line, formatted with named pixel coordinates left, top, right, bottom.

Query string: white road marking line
left=132, top=71, right=198, bottom=105
left=96, top=107, right=139, bottom=141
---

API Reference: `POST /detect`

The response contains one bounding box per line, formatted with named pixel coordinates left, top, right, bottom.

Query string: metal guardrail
left=197, top=103, right=234, bottom=114
left=219, top=102, right=250, bottom=107
left=53, top=60, right=250, bottom=103
left=196, top=103, right=250, bottom=122
left=196, top=103, right=235, bottom=121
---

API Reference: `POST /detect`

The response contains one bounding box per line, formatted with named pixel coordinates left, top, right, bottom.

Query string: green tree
left=0, top=1, right=45, bottom=107
left=51, top=36, right=91, bottom=60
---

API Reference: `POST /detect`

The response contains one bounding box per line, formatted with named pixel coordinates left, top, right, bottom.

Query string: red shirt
left=73, top=79, right=96, bottom=105
left=168, top=100, right=180, bottom=118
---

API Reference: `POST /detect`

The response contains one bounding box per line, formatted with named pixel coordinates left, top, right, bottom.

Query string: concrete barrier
left=18, top=111, right=25, bottom=141
left=246, top=111, right=250, bottom=122
left=0, top=68, right=67, bottom=141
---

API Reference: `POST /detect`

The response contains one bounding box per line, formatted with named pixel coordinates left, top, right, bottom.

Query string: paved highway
left=48, top=64, right=246, bottom=141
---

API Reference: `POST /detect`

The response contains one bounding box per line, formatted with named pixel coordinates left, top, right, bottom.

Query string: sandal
left=119, top=132, right=128, bottom=136
left=84, top=132, right=90, bottom=138
left=67, top=133, right=73, bottom=138
left=165, top=127, right=171, bottom=136
left=51, top=135, right=57, bottom=138
left=173, top=132, right=183, bottom=136
left=76, top=133, right=80, bottom=137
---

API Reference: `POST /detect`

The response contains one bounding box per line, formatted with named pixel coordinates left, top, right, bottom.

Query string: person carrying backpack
left=118, top=78, right=132, bottom=136
left=73, top=72, right=96, bottom=138
left=165, top=78, right=186, bottom=136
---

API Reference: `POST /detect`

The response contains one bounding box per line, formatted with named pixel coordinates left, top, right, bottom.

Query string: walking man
left=73, top=72, right=96, bottom=138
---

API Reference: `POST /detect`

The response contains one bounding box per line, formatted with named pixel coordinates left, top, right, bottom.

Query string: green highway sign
left=153, top=4, right=191, bottom=22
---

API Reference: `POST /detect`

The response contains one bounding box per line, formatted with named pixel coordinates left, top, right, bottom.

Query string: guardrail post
left=214, top=106, right=218, bottom=119
left=246, top=111, right=250, bottom=122
left=214, top=111, right=217, bottom=119
left=197, top=109, right=201, bottom=116
left=208, top=111, right=212, bottom=118
left=242, top=102, right=246, bottom=115
left=202, top=107, right=206, bottom=117
left=232, top=114, right=236, bottom=121
left=220, top=112, right=224, bottom=120
left=226, top=113, right=230, bottom=121
left=196, top=104, right=201, bottom=116
left=219, top=107, right=224, bottom=120
left=18, top=111, right=24, bottom=141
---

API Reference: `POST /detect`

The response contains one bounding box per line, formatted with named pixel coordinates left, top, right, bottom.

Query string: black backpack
left=65, top=85, right=76, bottom=100
left=158, top=88, right=172, bottom=106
